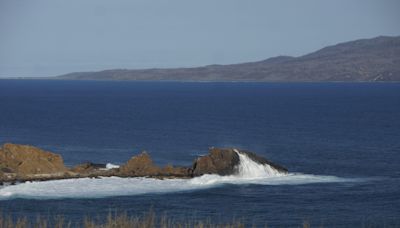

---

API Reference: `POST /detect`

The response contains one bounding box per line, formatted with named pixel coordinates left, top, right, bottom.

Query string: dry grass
left=1, top=210, right=247, bottom=228
left=1, top=212, right=399, bottom=228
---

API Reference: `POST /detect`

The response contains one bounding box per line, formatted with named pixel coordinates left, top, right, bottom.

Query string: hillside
left=58, top=36, right=400, bottom=82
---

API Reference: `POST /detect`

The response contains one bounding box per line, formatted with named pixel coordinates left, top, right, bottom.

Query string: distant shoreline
left=1, top=36, right=399, bottom=82
left=1, top=77, right=400, bottom=83
left=53, top=36, right=400, bottom=82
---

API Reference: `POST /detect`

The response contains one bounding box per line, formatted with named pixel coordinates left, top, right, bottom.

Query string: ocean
left=0, top=80, right=399, bottom=227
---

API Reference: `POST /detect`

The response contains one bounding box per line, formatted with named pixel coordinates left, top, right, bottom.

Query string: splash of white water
left=235, top=150, right=283, bottom=178
left=105, top=163, right=120, bottom=169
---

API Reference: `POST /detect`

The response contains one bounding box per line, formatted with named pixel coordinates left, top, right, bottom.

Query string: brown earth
left=0, top=143, right=67, bottom=178
left=119, top=151, right=161, bottom=176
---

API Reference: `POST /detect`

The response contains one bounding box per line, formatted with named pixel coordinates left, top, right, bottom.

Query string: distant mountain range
left=58, top=36, right=400, bottom=82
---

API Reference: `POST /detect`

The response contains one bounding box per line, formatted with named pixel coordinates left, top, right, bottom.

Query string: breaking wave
left=0, top=152, right=356, bottom=200
left=105, top=163, right=120, bottom=170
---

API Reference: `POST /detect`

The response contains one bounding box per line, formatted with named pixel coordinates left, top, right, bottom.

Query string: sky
left=0, top=0, right=399, bottom=77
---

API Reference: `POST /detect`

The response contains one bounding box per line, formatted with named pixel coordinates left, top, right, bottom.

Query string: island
left=0, top=143, right=287, bottom=185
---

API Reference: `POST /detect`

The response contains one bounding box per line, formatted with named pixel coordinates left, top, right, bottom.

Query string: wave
left=0, top=152, right=356, bottom=200
left=105, top=163, right=120, bottom=169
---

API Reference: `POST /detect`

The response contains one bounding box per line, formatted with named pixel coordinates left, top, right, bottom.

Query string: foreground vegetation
left=2, top=211, right=247, bottom=228
left=0, top=211, right=398, bottom=228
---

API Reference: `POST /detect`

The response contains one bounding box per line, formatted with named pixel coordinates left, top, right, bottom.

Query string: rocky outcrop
left=119, top=152, right=161, bottom=176
left=191, top=148, right=240, bottom=176
left=117, top=152, right=191, bottom=178
left=0, top=143, right=287, bottom=184
left=0, top=143, right=67, bottom=178
left=191, top=148, right=288, bottom=176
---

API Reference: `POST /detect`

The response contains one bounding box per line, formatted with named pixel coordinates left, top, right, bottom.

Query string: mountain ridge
left=58, top=36, right=400, bottom=82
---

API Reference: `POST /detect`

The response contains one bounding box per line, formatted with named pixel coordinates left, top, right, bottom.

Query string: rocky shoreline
left=0, top=143, right=287, bottom=185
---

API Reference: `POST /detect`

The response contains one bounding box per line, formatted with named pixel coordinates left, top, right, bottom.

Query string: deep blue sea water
left=0, top=80, right=399, bottom=227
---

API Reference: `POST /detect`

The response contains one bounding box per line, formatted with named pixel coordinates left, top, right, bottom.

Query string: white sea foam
left=0, top=152, right=355, bottom=200
left=235, top=151, right=283, bottom=178
left=105, top=163, right=120, bottom=169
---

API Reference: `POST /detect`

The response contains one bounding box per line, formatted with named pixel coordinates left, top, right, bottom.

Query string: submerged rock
left=71, top=162, right=108, bottom=175
left=161, top=165, right=190, bottom=177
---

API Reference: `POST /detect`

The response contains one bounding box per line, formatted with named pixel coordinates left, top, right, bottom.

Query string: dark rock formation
left=190, top=148, right=288, bottom=176
left=191, top=148, right=240, bottom=176
left=71, top=162, right=110, bottom=176
left=71, top=162, right=106, bottom=172
left=0, top=143, right=287, bottom=184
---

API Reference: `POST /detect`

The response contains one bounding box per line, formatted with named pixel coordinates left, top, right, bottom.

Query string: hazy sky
left=1, top=0, right=399, bottom=77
